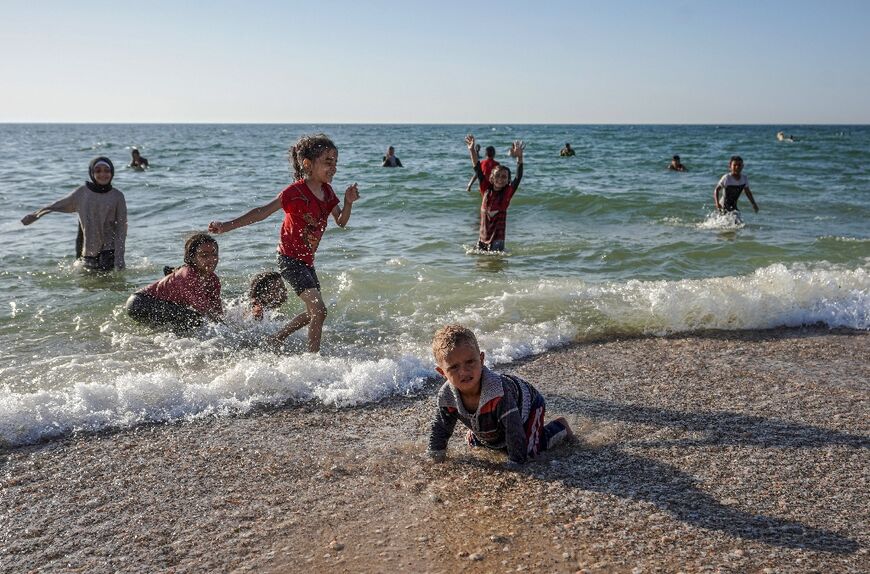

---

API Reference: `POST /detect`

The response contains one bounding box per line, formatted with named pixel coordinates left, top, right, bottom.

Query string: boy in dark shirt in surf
left=714, top=156, right=759, bottom=215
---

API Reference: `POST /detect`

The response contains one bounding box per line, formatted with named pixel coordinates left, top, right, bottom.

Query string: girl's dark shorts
left=277, top=254, right=320, bottom=295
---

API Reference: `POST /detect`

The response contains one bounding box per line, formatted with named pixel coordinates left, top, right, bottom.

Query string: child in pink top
left=209, top=134, right=359, bottom=353
left=126, top=233, right=222, bottom=333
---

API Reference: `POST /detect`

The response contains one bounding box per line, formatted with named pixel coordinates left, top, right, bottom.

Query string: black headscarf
left=86, top=156, right=115, bottom=193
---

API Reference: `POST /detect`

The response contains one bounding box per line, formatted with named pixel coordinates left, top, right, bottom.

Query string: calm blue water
left=1, top=124, right=868, bottom=446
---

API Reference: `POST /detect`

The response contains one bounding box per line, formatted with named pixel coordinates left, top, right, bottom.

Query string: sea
left=1, top=124, right=868, bottom=447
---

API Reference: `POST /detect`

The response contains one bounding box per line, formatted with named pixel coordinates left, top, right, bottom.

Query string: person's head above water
left=183, top=232, right=219, bottom=274
left=484, top=146, right=496, bottom=159
left=289, top=134, right=338, bottom=182
left=673, top=155, right=680, bottom=162
left=131, top=148, right=141, bottom=158
left=87, top=156, right=115, bottom=192
left=249, top=271, right=288, bottom=311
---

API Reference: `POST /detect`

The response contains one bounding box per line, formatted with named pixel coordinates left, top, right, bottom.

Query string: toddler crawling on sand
left=427, top=324, right=573, bottom=467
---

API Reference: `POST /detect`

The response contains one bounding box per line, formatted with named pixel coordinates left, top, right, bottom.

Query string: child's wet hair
left=432, top=324, right=480, bottom=363
left=248, top=271, right=286, bottom=306
left=289, top=134, right=337, bottom=180
left=183, top=232, right=218, bottom=266
left=730, top=155, right=744, bottom=164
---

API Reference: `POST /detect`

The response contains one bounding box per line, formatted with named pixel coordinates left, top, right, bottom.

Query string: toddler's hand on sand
left=344, top=183, right=359, bottom=204
left=208, top=221, right=224, bottom=234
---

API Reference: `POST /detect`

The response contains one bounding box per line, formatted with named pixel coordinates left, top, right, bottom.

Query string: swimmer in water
left=668, top=155, right=687, bottom=172
left=382, top=146, right=403, bottom=167
left=560, top=143, right=576, bottom=157
left=130, top=148, right=149, bottom=169
left=714, top=156, right=759, bottom=216
left=20, top=156, right=127, bottom=271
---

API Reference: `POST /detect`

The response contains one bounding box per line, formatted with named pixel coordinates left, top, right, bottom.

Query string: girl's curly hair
left=289, top=134, right=337, bottom=180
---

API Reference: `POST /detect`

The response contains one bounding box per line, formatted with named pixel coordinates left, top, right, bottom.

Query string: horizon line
left=2, top=121, right=868, bottom=127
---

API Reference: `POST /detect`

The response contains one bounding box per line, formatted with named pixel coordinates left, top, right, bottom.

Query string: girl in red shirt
left=209, top=134, right=359, bottom=353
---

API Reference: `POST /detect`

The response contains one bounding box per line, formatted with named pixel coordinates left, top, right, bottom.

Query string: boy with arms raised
left=427, top=324, right=573, bottom=467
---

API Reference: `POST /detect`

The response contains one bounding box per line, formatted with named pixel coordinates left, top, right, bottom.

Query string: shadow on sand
left=457, top=396, right=865, bottom=553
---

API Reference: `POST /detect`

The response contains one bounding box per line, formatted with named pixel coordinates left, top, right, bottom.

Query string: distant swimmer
left=776, top=131, right=798, bottom=142
left=668, top=155, right=687, bottom=172
left=130, top=148, right=149, bottom=170
left=382, top=146, right=403, bottom=167
left=20, top=156, right=127, bottom=271
left=125, top=233, right=223, bottom=333
left=714, top=155, right=759, bottom=217
left=560, top=143, right=576, bottom=157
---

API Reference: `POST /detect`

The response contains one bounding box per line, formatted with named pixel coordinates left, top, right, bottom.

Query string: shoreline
left=2, top=326, right=868, bottom=573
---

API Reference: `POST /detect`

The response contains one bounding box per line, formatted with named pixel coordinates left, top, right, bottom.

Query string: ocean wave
left=1, top=262, right=867, bottom=447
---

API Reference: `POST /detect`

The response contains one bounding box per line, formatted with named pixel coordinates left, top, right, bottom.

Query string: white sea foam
left=1, top=262, right=867, bottom=447
left=0, top=352, right=433, bottom=447
left=818, top=235, right=869, bottom=243
left=587, top=262, right=869, bottom=334
left=697, top=211, right=745, bottom=230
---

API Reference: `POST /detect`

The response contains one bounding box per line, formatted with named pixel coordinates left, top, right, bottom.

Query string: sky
left=1, top=0, right=869, bottom=124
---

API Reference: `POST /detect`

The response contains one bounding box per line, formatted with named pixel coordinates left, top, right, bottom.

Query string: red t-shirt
left=478, top=158, right=500, bottom=193
left=278, top=180, right=340, bottom=266
left=139, top=265, right=223, bottom=317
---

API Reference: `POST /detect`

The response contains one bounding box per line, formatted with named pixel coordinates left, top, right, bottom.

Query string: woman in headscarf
left=21, top=156, right=128, bottom=271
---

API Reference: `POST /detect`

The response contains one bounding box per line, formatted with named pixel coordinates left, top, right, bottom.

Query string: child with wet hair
left=209, top=134, right=359, bottom=353
left=126, top=232, right=222, bottom=333
left=427, top=324, right=573, bottom=467
left=465, top=135, right=525, bottom=252
left=248, top=271, right=288, bottom=320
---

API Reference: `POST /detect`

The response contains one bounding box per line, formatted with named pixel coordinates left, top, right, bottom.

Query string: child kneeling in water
left=427, top=324, right=573, bottom=467
left=126, top=233, right=223, bottom=333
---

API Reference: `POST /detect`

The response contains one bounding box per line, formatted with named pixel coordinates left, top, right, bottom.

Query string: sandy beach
left=2, top=326, right=867, bottom=573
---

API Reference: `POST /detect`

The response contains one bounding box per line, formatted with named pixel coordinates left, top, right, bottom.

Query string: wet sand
left=2, top=327, right=868, bottom=573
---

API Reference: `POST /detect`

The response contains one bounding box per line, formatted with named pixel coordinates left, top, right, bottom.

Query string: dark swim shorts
left=81, top=249, right=115, bottom=271
left=477, top=240, right=505, bottom=252
left=277, top=254, right=321, bottom=295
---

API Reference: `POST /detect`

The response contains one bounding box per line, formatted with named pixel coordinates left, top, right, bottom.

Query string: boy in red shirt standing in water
left=465, top=134, right=524, bottom=252
left=208, top=134, right=359, bottom=353
left=465, top=144, right=500, bottom=193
